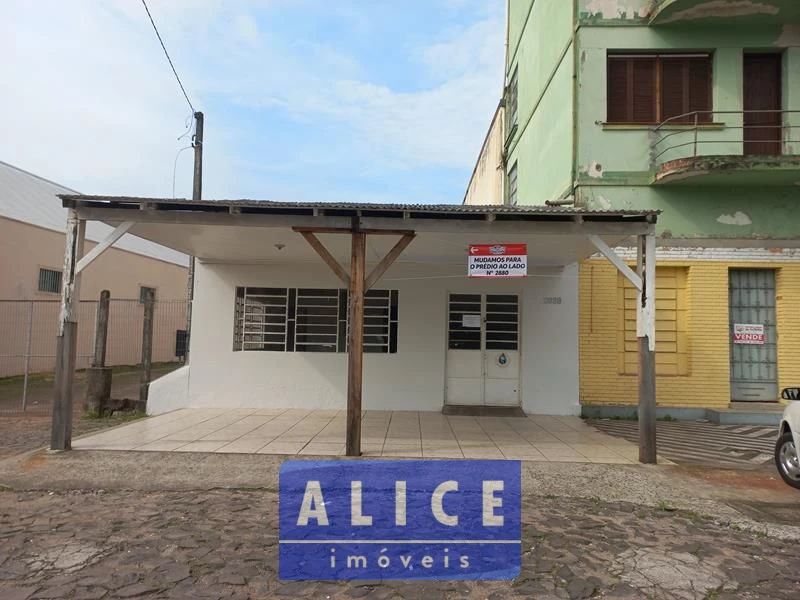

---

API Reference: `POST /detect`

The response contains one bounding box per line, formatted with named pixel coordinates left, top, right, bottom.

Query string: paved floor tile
left=174, top=441, right=227, bottom=453
left=67, top=409, right=651, bottom=464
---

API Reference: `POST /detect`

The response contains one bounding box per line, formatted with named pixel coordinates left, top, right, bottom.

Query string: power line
left=140, top=0, right=195, bottom=113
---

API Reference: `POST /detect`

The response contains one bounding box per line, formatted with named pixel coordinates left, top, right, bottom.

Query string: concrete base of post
left=84, top=366, right=112, bottom=416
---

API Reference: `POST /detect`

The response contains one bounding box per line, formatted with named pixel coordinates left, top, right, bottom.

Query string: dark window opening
left=38, top=268, right=62, bottom=294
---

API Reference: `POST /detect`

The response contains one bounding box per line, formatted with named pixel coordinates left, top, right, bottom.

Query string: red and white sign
left=468, top=244, right=527, bottom=278
left=733, top=323, right=765, bottom=345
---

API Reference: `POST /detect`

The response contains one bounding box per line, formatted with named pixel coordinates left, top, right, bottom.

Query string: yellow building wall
left=579, top=258, right=800, bottom=410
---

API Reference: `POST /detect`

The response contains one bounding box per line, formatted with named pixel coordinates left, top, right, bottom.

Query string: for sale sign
left=733, top=323, right=765, bottom=345
left=468, top=244, right=527, bottom=278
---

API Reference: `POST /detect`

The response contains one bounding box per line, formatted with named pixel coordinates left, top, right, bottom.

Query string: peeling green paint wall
left=572, top=17, right=800, bottom=240
left=506, top=0, right=575, bottom=205
left=578, top=185, right=800, bottom=240
left=578, top=0, right=654, bottom=25
left=507, top=0, right=800, bottom=240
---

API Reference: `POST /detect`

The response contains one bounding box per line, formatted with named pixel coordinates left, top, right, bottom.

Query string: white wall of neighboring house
left=463, top=103, right=506, bottom=206
left=149, top=260, right=580, bottom=416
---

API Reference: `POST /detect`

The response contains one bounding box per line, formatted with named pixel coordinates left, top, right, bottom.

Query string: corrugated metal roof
left=0, top=162, right=188, bottom=266
left=60, top=195, right=660, bottom=219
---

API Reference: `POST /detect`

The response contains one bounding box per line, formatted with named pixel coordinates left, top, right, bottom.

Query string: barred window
left=38, top=268, right=62, bottom=294
left=233, top=287, right=289, bottom=351
left=294, top=288, right=343, bottom=353
left=362, top=289, right=399, bottom=354
left=233, top=287, right=398, bottom=354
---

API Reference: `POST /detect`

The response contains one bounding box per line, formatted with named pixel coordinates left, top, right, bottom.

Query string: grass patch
left=656, top=500, right=676, bottom=512
left=82, top=411, right=147, bottom=423
left=608, top=414, right=638, bottom=421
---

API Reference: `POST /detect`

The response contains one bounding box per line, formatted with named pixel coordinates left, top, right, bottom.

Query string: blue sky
left=1, top=0, right=505, bottom=204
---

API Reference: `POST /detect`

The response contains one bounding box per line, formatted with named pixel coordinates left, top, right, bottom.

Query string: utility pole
left=185, top=111, right=203, bottom=361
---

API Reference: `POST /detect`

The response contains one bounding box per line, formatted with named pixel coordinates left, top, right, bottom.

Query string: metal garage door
left=729, top=269, right=778, bottom=401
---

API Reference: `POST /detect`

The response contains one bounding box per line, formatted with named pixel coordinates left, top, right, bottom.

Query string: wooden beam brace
left=298, top=231, right=350, bottom=285
left=587, top=234, right=642, bottom=291
left=75, top=221, right=134, bottom=274
left=365, top=234, right=416, bottom=290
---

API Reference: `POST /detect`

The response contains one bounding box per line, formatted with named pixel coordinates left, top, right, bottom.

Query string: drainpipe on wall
left=570, top=0, right=579, bottom=203
left=545, top=196, right=576, bottom=207
left=504, top=0, right=510, bottom=76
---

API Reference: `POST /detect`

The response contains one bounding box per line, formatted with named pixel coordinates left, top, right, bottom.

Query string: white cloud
left=0, top=0, right=505, bottom=200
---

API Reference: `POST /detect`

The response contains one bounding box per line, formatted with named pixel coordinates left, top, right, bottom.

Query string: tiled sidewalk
left=72, top=408, right=661, bottom=464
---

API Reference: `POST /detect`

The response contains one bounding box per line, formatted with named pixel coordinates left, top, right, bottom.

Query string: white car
left=776, top=387, right=800, bottom=490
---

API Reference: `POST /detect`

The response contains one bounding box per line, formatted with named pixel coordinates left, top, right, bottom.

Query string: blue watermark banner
left=279, top=459, right=521, bottom=580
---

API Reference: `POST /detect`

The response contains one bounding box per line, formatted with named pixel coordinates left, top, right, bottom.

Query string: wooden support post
left=139, top=287, right=156, bottom=408
left=292, top=224, right=414, bottom=456
left=85, top=290, right=113, bottom=415
left=346, top=231, right=366, bottom=457
left=637, top=233, right=657, bottom=464
left=93, top=290, right=111, bottom=367
left=51, top=210, right=85, bottom=450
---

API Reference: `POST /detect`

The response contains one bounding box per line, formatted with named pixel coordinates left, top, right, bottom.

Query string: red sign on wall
left=468, top=244, right=527, bottom=278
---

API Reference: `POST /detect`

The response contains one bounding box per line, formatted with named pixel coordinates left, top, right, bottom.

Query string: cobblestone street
left=1, top=486, right=799, bottom=600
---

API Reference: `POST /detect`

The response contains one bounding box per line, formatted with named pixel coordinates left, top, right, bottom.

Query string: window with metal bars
left=448, top=294, right=482, bottom=350
left=233, top=287, right=289, bottom=351
left=233, top=287, right=398, bottom=353
left=507, top=162, right=518, bottom=206
left=506, top=66, right=519, bottom=132
left=606, top=53, right=712, bottom=124
left=447, top=293, right=519, bottom=351
left=485, top=294, right=519, bottom=351
left=37, top=268, right=62, bottom=294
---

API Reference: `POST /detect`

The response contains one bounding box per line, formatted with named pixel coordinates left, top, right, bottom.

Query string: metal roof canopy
left=58, top=196, right=659, bottom=266
left=51, top=195, right=660, bottom=465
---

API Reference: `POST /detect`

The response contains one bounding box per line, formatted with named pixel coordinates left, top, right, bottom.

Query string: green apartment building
left=469, top=0, right=800, bottom=416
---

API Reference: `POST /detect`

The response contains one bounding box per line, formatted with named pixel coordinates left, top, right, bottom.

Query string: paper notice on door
left=462, top=314, right=481, bottom=328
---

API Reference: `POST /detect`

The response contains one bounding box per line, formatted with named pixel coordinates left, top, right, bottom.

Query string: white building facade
left=152, top=260, right=580, bottom=415
left=52, top=197, right=657, bottom=432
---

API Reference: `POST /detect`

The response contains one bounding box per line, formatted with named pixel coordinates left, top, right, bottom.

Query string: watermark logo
left=279, top=460, right=521, bottom=580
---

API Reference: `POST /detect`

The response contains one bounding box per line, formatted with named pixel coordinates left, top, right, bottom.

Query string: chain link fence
left=0, top=298, right=188, bottom=414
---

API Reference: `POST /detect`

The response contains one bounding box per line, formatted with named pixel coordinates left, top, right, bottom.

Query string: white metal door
left=445, top=293, right=520, bottom=406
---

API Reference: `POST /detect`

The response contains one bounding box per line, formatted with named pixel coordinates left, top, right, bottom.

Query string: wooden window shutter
left=660, top=57, right=687, bottom=122
left=607, top=57, right=630, bottom=122
left=631, top=57, right=657, bottom=123
left=688, top=58, right=712, bottom=123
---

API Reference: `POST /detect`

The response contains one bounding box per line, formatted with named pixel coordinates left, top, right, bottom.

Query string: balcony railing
left=649, top=110, right=800, bottom=168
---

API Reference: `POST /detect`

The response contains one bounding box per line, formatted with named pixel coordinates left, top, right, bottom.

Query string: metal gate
left=729, top=269, right=778, bottom=401
left=445, top=293, right=520, bottom=407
